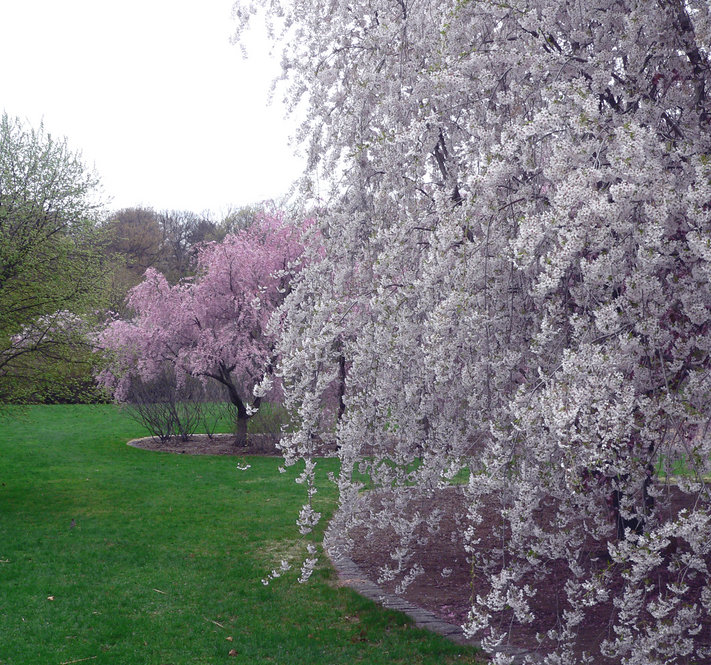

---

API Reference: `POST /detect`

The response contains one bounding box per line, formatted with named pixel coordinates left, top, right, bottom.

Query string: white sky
left=0, top=0, right=303, bottom=216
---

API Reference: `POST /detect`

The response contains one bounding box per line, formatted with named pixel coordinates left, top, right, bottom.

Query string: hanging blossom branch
left=236, top=0, right=711, bottom=662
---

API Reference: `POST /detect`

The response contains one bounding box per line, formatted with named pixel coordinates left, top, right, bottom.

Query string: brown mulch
left=127, top=433, right=338, bottom=457
left=344, top=485, right=711, bottom=664
left=129, top=436, right=710, bottom=663
left=127, top=432, right=284, bottom=456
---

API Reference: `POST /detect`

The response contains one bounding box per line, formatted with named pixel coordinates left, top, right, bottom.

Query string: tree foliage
left=236, top=0, right=711, bottom=661
left=102, top=205, right=270, bottom=315
left=97, top=212, right=308, bottom=443
left=0, top=114, right=106, bottom=402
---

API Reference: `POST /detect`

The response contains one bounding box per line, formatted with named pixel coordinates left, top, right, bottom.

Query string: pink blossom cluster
left=97, top=213, right=308, bottom=416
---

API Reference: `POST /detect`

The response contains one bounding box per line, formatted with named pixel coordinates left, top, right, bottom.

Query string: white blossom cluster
left=236, top=0, right=711, bottom=661
left=8, top=310, right=94, bottom=352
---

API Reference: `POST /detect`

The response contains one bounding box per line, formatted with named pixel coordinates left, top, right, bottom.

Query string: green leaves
left=0, top=113, right=108, bottom=403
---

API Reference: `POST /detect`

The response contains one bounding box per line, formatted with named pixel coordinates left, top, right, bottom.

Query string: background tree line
left=0, top=112, right=268, bottom=405
left=103, top=204, right=264, bottom=313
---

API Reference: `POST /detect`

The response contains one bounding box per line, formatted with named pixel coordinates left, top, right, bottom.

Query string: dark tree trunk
left=225, top=382, right=249, bottom=447
left=234, top=410, right=248, bottom=447
left=611, top=471, right=655, bottom=540
left=612, top=485, right=644, bottom=539
left=337, top=353, right=347, bottom=421
left=208, top=363, right=251, bottom=447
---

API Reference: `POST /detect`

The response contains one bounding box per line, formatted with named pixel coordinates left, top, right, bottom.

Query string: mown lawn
left=0, top=404, right=481, bottom=665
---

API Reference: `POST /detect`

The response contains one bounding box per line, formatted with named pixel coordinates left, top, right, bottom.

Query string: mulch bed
left=343, top=485, right=711, bottom=664
left=129, top=436, right=711, bottom=664
left=127, top=433, right=283, bottom=456
left=128, top=433, right=338, bottom=457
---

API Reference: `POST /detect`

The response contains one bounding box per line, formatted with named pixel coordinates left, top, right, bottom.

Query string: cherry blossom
left=98, top=212, right=308, bottom=442
left=236, top=0, right=711, bottom=660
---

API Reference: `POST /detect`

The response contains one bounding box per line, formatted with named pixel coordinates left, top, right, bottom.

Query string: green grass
left=0, top=405, right=480, bottom=665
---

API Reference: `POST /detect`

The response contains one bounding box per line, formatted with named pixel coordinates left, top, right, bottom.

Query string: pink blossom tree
left=97, top=213, right=308, bottom=444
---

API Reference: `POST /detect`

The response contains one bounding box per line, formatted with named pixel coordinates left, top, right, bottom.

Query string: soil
left=133, top=435, right=711, bottom=664
left=344, top=486, right=711, bottom=664
left=127, top=433, right=337, bottom=457
left=127, top=432, right=284, bottom=456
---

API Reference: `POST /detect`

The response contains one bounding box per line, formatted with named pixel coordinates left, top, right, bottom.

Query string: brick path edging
left=326, top=550, right=532, bottom=664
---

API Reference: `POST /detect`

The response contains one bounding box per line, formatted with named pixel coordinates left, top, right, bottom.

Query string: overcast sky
left=0, top=0, right=303, bottom=216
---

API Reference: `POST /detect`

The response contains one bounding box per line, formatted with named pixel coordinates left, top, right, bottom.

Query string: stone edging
left=126, top=433, right=236, bottom=447
left=125, top=433, right=284, bottom=455
left=326, top=550, right=532, bottom=664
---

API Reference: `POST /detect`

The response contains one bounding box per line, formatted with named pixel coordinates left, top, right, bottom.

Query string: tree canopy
left=236, top=0, right=711, bottom=661
left=0, top=113, right=106, bottom=402
left=98, top=212, right=308, bottom=442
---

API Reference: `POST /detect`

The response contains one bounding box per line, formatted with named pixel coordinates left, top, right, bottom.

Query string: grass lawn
left=0, top=405, right=481, bottom=665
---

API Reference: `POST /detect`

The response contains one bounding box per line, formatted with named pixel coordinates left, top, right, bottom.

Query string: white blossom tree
left=235, top=0, right=711, bottom=662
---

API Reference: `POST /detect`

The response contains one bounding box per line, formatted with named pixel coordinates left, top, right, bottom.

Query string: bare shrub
left=123, top=365, right=225, bottom=442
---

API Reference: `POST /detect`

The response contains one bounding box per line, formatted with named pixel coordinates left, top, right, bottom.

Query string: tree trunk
left=211, top=364, right=250, bottom=448
left=612, top=485, right=643, bottom=539
left=234, top=411, right=249, bottom=447
left=337, top=353, right=347, bottom=421
left=227, top=388, right=249, bottom=447
left=611, top=473, right=654, bottom=540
